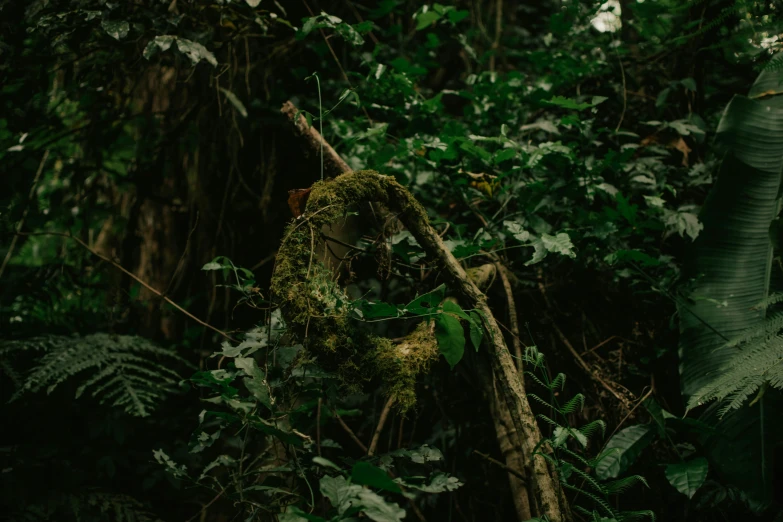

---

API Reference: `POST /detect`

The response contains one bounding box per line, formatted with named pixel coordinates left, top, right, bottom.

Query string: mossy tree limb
left=270, top=170, right=569, bottom=522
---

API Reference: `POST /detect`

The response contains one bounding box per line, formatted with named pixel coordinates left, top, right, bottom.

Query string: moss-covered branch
left=270, top=170, right=569, bottom=522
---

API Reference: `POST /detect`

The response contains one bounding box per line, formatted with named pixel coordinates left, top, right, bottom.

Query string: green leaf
left=101, top=19, right=129, bottom=40
left=524, top=238, right=549, bottom=266
left=434, top=313, right=465, bottom=369
left=468, top=311, right=483, bottom=351
left=320, top=475, right=405, bottom=521
left=351, top=461, right=402, bottom=494
left=176, top=38, right=218, bottom=66
left=405, top=284, right=446, bottom=315
left=541, top=232, right=576, bottom=259
left=218, top=88, right=248, bottom=118
left=442, top=300, right=470, bottom=321
left=665, top=458, right=709, bottom=498
left=354, top=300, right=400, bottom=320
left=504, top=220, right=530, bottom=242
left=312, top=456, right=343, bottom=472
left=681, top=78, right=698, bottom=92
left=543, top=95, right=605, bottom=111
left=201, top=261, right=224, bottom=271
left=234, top=358, right=272, bottom=409
left=595, top=424, right=656, bottom=480
left=143, top=35, right=175, bottom=59
left=415, top=10, right=441, bottom=30
left=677, top=58, right=783, bottom=505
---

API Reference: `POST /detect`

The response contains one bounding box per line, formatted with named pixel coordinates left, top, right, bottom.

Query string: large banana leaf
left=677, top=60, right=783, bottom=507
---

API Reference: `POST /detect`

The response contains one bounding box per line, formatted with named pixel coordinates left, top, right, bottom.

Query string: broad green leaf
left=143, top=35, right=175, bottom=60
left=434, top=313, right=465, bottom=369
left=320, top=475, right=362, bottom=515
left=176, top=38, right=218, bottom=66
left=354, top=300, right=400, bottom=319
left=665, top=457, right=708, bottom=498
left=245, top=0, right=262, bottom=6
left=101, top=19, right=129, bottom=40
left=504, top=220, right=530, bottom=242
left=442, top=300, right=470, bottom=321
left=677, top=55, right=783, bottom=505
left=405, top=284, right=446, bottom=315
left=541, top=232, right=576, bottom=259
left=524, top=238, right=548, bottom=266
left=468, top=311, right=483, bottom=351
left=312, top=456, right=343, bottom=472
left=234, top=358, right=272, bottom=409
left=414, top=10, right=441, bottom=30
left=595, top=424, right=656, bottom=480
left=201, top=261, right=224, bottom=271
left=320, top=475, right=405, bottom=521
left=218, top=88, right=248, bottom=118
left=351, top=461, right=402, bottom=494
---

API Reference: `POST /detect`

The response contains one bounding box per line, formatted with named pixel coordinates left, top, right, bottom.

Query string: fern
left=522, top=346, right=654, bottom=521
left=1, top=334, right=189, bottom=417
left=687, top=334, right=783, bottom=415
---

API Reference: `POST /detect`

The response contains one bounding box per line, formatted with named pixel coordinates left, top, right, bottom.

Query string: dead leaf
left=287, top=188, right=311, bottom=218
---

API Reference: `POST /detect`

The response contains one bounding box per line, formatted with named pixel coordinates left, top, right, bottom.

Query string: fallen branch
left=281, top=101, right=350, bottom=176
left=270, top=170, right=569, bottom=522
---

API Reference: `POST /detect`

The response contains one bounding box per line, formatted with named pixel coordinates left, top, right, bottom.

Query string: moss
left=270, top=170, right=439, bottom=410
left=371, top=323, right=439, bottom=412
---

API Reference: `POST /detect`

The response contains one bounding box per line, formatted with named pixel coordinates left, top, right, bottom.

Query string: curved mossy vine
left=270, top=170, right=438, bottom=411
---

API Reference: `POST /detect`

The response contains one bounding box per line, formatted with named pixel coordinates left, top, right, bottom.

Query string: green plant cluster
left=1, top=0, right=782, bottom=521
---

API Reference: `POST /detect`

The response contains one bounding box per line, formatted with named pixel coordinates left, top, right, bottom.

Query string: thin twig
left=331, top=407, right=368, bottom=453
left=185, top=487, right=225, bottom=522
left=615, top=45, right=627, bottom=132
left=472, top=450, right=527, bottom=483
left=581, top=335, right=639, bottom=357
left=368, top=396, right=395, bottom=456
left=0, top=150, right=50, bottom=279
left=13, top=231, right=238, bottom=343
left=549, top=318, right=633, bottom=412
left=316, top=397, right=323, bottom=457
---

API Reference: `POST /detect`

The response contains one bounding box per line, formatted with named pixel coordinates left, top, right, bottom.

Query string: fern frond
left=602, top=475, right=649, bottom=495
left=751, top=292, right=783, bottom=311
left=619, top=509, right=656, bottom=522
left=3, top=334, right=190, bottom=417
left=578, top=419, right=606, bottom=440
left=723, top=311, right=783, bottom=347
left=536, top=414, right=562, bottom=429
left=563, top=482, right=616, bottom=518
left=527, top=392, right=553, bottom=409
left=549, top=372, right=566, bottom=391
left=559, top=393, right=585, bottom=414
left=568, top=465, right=608, bottom=496
left=525, top=371, right=550, bottom=390
left=687, top=334, right=783, bottom=415
left=558, top=447, right=593, bottom=468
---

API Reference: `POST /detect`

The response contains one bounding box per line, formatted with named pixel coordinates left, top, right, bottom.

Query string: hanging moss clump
left=270, top=170, right=440, bottom=410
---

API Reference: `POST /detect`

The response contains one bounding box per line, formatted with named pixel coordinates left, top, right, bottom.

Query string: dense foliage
left=1, top=0, right=782, bottom=521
